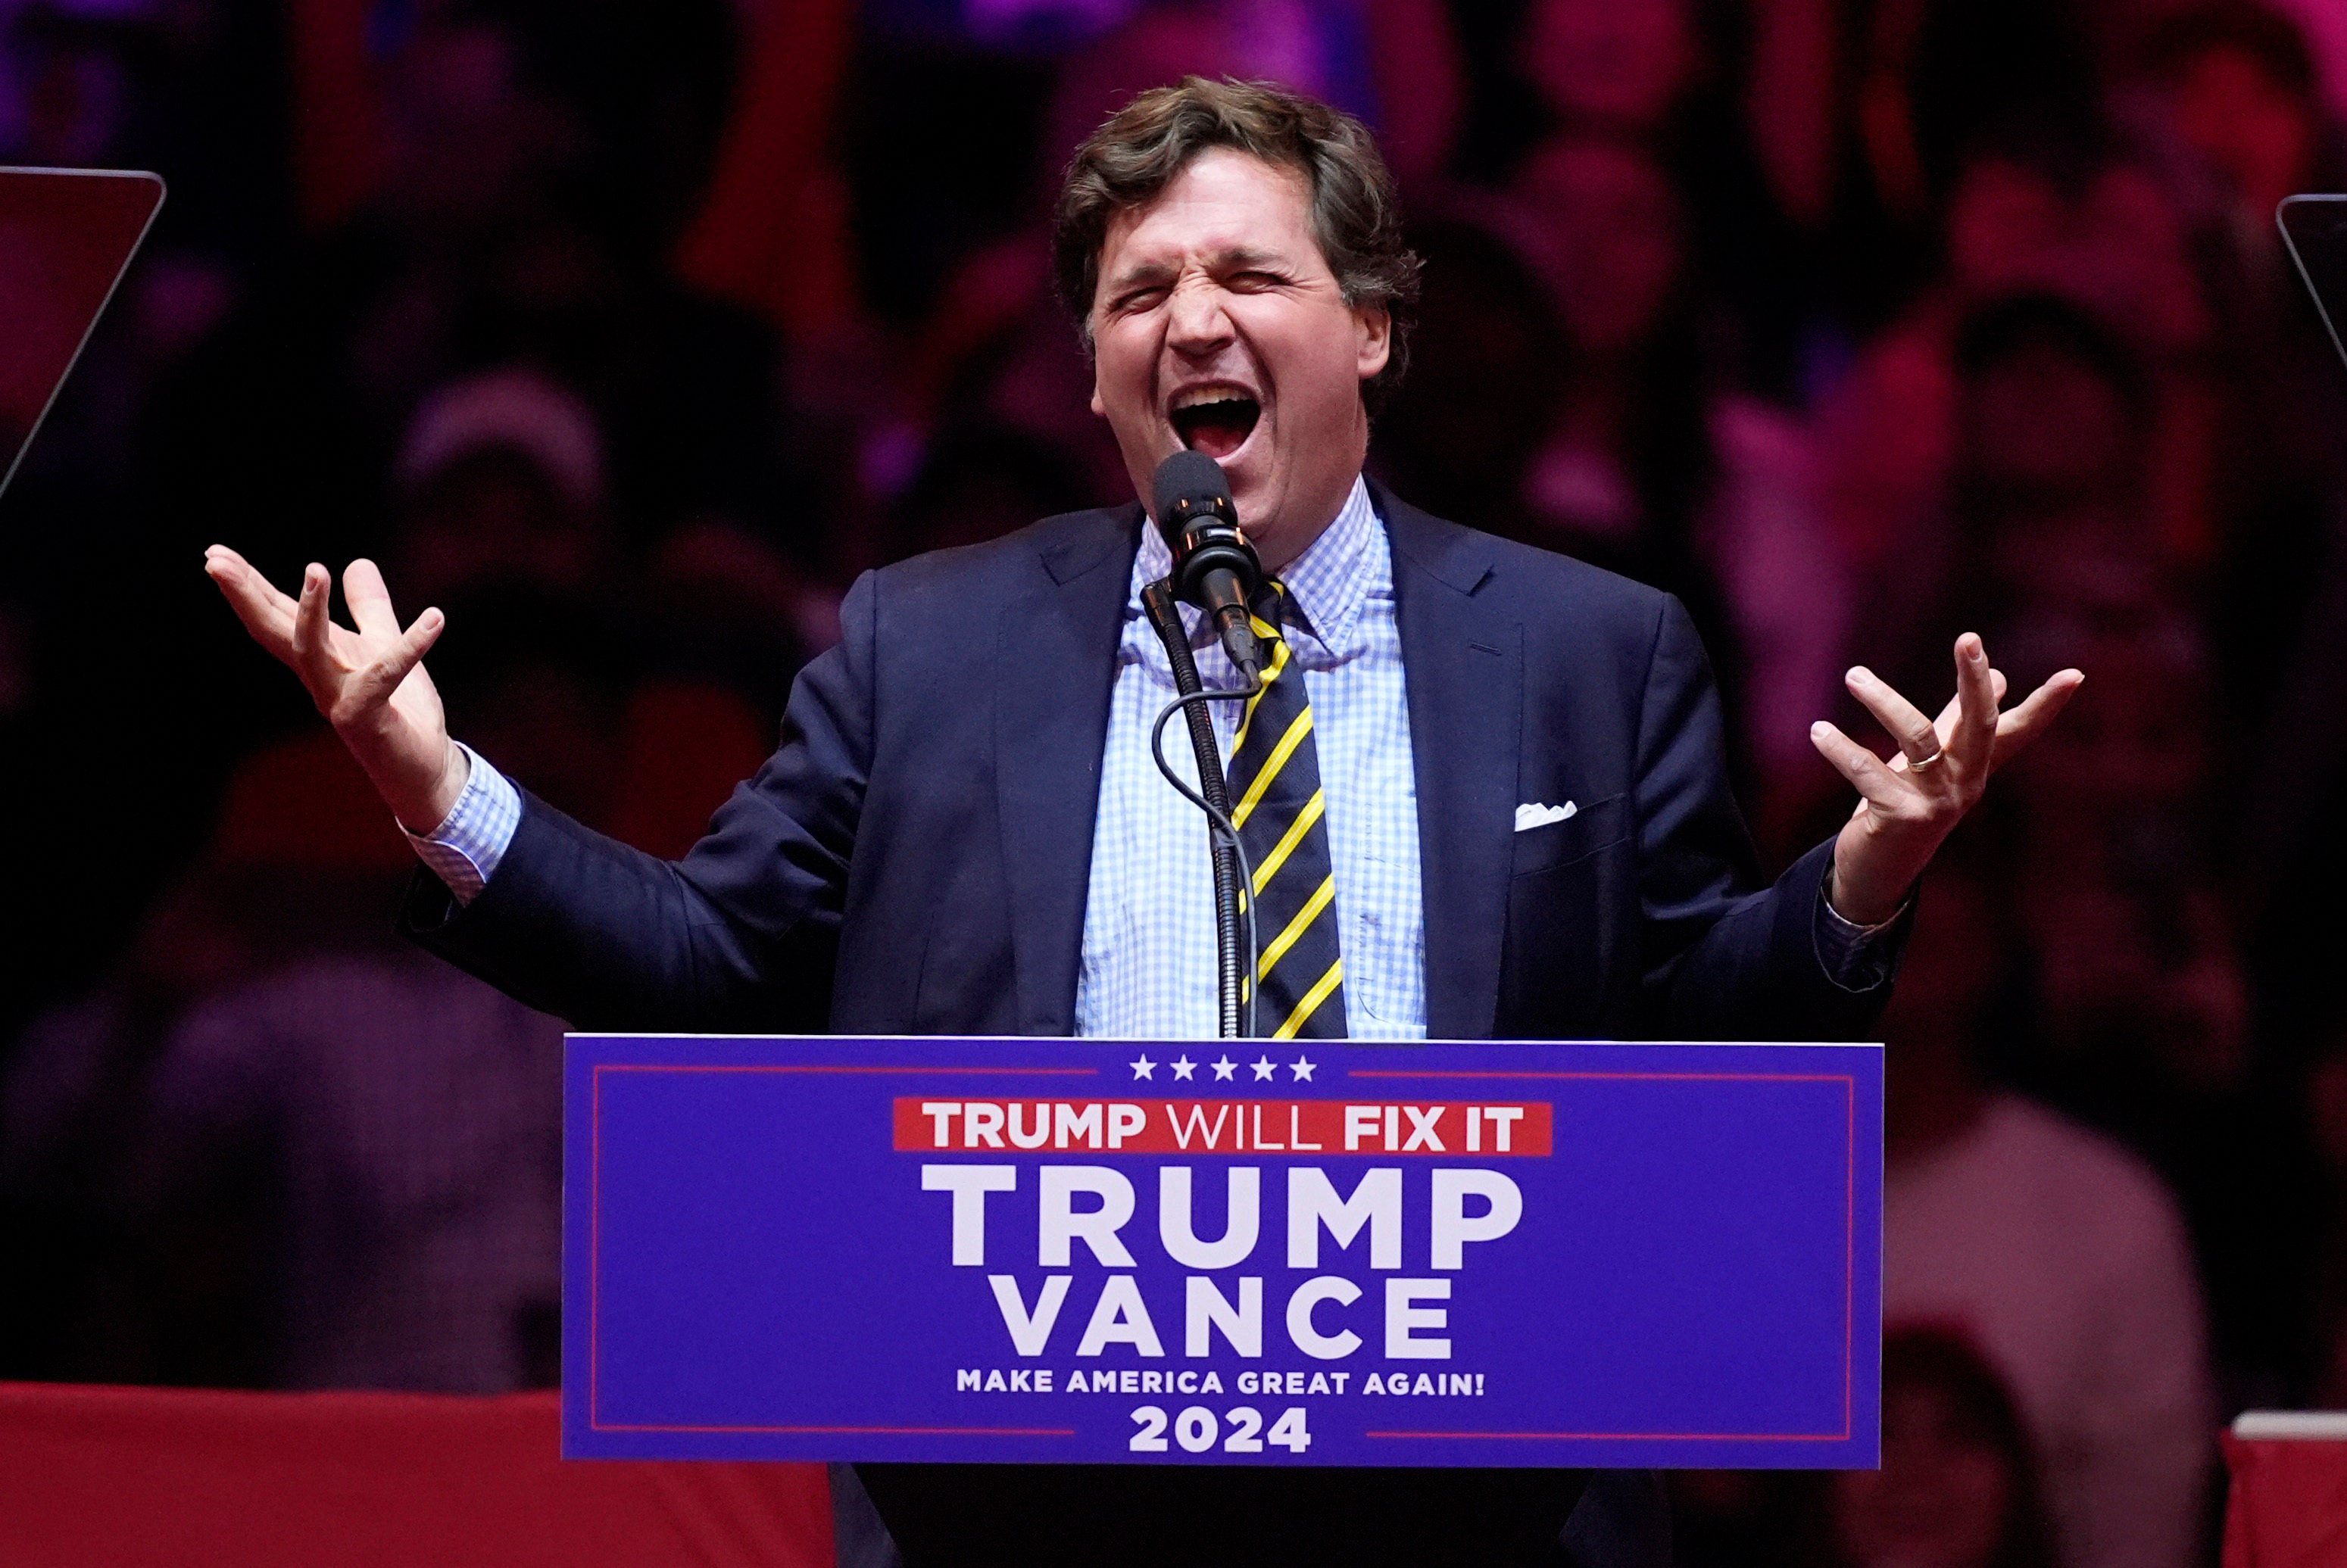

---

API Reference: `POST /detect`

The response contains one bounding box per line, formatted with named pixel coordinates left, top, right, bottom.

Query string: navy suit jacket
left=404, top=485, right=1889, bottom=1047
left=401, top=485, right=1887, bottom=1567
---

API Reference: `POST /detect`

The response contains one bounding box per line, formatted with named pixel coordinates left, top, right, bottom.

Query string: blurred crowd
left=5, top=0, right=2347, bottom=1563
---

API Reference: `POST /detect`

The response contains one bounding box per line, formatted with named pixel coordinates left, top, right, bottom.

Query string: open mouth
left=1169, top=395, right=1261, bottom=460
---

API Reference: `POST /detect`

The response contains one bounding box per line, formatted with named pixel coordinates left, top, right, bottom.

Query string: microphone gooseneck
left=1150, top=450, right=1266, bottom=688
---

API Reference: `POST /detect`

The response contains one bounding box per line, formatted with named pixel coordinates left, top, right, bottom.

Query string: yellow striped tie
left=1226, top=584, right=1346, bottom=1040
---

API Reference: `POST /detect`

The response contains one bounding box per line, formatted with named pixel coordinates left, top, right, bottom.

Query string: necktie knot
left=1248, top=578, right=1292, bottom=665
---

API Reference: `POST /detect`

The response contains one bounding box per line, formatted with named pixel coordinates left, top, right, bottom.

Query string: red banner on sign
left=891, top=1099, right=1553, bottom=1157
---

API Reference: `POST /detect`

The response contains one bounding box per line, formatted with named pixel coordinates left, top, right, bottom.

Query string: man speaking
left=207, top=77, right=2077, bottom=1568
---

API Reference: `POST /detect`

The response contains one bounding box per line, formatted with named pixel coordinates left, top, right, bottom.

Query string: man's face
left=1088, top=148, right=1390, bottom=569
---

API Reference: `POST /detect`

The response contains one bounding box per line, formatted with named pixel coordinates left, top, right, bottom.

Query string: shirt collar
left=1130, top=474, right=1381, bottom=664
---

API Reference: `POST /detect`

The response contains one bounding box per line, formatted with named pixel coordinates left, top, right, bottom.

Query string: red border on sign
left=588, top=1061, right=1861, bottom=1445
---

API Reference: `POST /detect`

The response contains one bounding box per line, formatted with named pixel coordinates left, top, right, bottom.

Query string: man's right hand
left=204, top=547, right=468, bottom=833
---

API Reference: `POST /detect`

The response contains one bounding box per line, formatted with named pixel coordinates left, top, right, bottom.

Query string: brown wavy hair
left=1052, top=76, right=1422, bottom=410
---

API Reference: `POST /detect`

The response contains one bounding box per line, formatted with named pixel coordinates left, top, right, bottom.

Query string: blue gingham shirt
left=410, top=473, right=1888, bottom=1032
left=405, top=743, right=523, bottom=902
left=1074, top=475, right=1425, bottom=1040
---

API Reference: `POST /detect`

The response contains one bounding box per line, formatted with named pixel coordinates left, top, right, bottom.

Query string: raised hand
left=1809, top=633, right=2083, bottom=926
left=204, top=547, right=468, bottom=832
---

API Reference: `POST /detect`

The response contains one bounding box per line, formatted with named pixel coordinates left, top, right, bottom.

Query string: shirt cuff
left=1813, top=881, right=1907, bottom=993
left=400, top=742, right=520, bottom=905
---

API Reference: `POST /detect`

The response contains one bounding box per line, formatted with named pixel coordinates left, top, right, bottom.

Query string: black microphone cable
left=1149, top=685, right=1262, bottom=1040
left=1142, top=572, right=1262, bottom=1040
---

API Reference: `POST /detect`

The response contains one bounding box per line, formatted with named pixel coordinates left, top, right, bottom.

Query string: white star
left=1251, top=1055, right=1278, bottom=1081
left=1212, top=1056, right=1238, bottom=1081
left=1290, top=1057, right=1316, bottom=1082
left=1171, top=1055, right=1197, bottom=1081
left=1130, top=1054, right=1156, bottom=1080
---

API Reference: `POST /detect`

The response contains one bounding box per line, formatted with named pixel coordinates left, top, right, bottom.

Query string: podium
left=563, top=1034, right=1881, bottom=1475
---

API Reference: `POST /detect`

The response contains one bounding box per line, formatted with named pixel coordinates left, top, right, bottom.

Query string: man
left=208, top=78, right=2078, bottom=1568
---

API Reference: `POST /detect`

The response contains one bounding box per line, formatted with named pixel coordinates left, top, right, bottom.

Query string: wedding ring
left=1908, top=747, right=1946, bottom=773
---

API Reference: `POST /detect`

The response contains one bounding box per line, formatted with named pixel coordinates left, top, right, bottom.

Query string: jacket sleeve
left=398, top=571, right=879, bottom=1032
left=1631, top=593, right=1900, bottom=1040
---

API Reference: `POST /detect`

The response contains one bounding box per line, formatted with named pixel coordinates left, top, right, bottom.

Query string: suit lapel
left=1381, top=486, right=1518, bottom=1040
left=996, top=507, right=1142, bottom=1035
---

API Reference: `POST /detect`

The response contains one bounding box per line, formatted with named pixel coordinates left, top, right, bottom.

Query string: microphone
left=1151, top=450, right=1266, bottom=687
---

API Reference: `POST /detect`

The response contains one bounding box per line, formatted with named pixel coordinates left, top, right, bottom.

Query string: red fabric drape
left=672, top=0, right=860, bottom=337
left=2222, top=1432, right=2347, bottom=1568
left=0, top=1382, right=835, bottom=1567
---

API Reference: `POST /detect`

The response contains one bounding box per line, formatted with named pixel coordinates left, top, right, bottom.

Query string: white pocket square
left=1514, top=800, right=1578, bottom=832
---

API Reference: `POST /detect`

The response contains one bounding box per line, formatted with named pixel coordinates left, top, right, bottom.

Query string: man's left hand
left=1809, top=633, right=2083, bottom=927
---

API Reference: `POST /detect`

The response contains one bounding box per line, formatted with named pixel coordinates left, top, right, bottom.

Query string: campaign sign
left=564, top=1035, right=1881, bottom=1470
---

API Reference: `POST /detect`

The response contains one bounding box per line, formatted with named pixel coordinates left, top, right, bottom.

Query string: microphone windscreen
left=1151, top=449, right=1231, bottom=532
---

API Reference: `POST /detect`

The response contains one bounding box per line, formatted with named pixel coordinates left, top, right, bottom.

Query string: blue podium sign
left=564, top=1035, right=1881, bottom=1470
